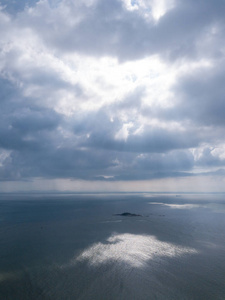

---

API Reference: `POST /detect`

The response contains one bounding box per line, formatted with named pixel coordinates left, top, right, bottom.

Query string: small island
left=114, top=212, right=142, bottom=217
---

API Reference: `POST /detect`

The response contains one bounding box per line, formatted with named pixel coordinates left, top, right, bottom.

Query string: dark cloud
left=195, top=147, right=225, bottom=168
left=110, top=149, right=195, bottom=180
left=153, top=59, right=225, bottom=128
left=0, top=76, right=61, bottom=153
left=175, top=63, right=225, bottom=126
left=85, top=124, right=199, bottom=153
left=17, top=0, right=225, bottom=62
left=0, top=71, right=222, bottom=182
left=0, top=75, right=197, bottom=181
left=0, top=0, right=39, bottom=15
left=0, top=142, right=195, bottom=181
left=0, top=84, right=198, bottom=181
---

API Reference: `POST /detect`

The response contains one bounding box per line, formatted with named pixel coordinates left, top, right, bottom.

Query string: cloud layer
left=1, top=0, right=225, bottom=190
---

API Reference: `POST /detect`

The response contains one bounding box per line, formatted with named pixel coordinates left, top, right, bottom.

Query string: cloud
left=0, top=0, right=225, bottom=190
left=86, top=125, right=199, bottom=153
left=12, top=0, right=225, bottom=62
left=173, top=61, right=225, bottom=126
left=0, top=0, right=39, bottom=15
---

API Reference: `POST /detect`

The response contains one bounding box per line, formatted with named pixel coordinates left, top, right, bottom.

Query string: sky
left=0, top=0, right=225, bottom=192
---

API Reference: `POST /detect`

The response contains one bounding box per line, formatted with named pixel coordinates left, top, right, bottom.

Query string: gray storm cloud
left=0, top=0, right=225, bottom=188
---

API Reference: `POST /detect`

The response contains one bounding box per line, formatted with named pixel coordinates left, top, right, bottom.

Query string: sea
left=0, top=192, right=225, bottom=300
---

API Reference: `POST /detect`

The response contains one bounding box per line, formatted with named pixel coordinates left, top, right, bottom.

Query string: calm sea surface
left=0, top=193, right=225, bottom=299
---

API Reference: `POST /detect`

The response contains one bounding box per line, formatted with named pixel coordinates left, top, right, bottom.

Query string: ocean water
left=0, top=193, right=225, bottom=299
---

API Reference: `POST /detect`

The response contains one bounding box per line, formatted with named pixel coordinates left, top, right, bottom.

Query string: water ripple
left=69, top=233, right=198, bottom=268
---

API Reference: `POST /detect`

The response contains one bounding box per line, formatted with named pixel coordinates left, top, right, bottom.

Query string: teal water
left=0, top=193, right=225, bottom=299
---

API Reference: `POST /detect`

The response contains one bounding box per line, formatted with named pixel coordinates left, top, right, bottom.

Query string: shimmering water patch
left=67, top=233, right=198, bottom=268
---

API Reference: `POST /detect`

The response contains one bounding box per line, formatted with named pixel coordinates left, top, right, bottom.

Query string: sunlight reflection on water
left=149, top=203, right=202, bottom=209
left=149, top=202, right=225, bottom=212
left=66, top=233, right=198, bottom=268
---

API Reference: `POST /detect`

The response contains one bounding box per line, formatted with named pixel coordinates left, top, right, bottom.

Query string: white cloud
left=0, top=149, right=11, bottom=167
left=115, top=122, right=133, bottom=141
left=121, top=0, right=175, bottom=22
left=150, top=0, right=175, bottom=21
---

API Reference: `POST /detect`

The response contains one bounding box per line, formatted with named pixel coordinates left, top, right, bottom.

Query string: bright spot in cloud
left=151, top=0, right=175, bottom=21
left=121, top=0, right=175, bottom=21
left=115, top=122, right=133, bottom=141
